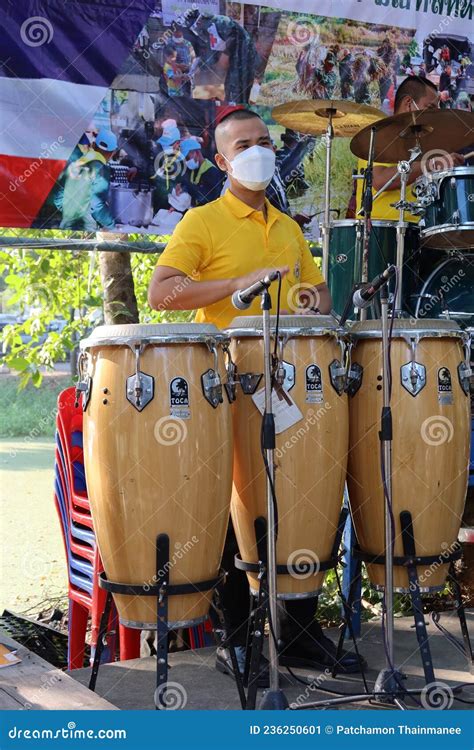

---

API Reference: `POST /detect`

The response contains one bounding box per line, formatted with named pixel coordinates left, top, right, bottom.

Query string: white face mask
left=222, top=144, right=275, bottom=191
left=186, top=158, right=199, bottom=170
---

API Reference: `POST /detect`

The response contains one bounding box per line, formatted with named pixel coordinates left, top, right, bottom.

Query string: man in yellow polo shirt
left=148, top=110, right=331, bottom=326
left=148, top=109, right=360, bottom=685
left=355, top=76, right=464, bottom=221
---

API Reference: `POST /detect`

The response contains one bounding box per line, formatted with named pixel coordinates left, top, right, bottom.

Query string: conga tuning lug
left=126, top=371, right=154, bottom=411
left=329, top=359, right=346, bottom=395
left=75, top=376, right=92, bottom=411
left=457, top=362, right=471, bottom=396
left=201, top=368, right=223, bottom=408
left=346, top=363, right=363, bottom=397
left=239, top=373, right=263, bottom=395
left=401, top=362, right=426, bottom=397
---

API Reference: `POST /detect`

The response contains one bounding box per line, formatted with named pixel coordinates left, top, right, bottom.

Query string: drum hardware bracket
left=75, top=351, right=92, bottom=411
left=88, top=544, right=226, bottom=710
left=239, top=372, right=263, bottom=395
left=223, top=345, right=238, bottom=403
left=201, top=368, right=223, bottom=408
left=458, top=361, right=472, bottom=395
left=126, top=345, right=154, bottom=411
left=401, top=361, right=426, bottom=397
left=275, top=360, right=295, bottom=392
left=329, top=359, right=346, bottom=395
left=346, top=363, right=363, bottom=397
left=202, top=343, right=224, bottom=408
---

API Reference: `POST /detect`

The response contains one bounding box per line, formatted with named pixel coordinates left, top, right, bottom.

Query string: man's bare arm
left=148, top=265, right=289, bottom=311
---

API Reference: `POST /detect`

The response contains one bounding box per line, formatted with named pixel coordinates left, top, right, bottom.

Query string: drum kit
left=74, top=97, right=473, bottom=711
left=272, top=100, right=474, bottom=328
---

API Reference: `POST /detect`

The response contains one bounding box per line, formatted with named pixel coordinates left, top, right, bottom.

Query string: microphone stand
left=373, top=277, right=404, bottom=703
left=258, top=286, right=288, bottom=710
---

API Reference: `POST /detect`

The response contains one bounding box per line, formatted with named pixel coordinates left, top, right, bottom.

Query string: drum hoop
left=80, top=333, right=230, bottom=349
left=227, top=325, right=343, bottom=339
left=422, top=166, right=474, bottom=184
left=348, top=326, right=464, bottom=340
left=421, top=222, right=474, bottom=237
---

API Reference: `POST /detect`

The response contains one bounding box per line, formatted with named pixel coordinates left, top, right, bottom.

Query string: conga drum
left=347, top=319, right=471, bottom=591
left=79, top=324, right=233, bottom=628
left=227, top=315, right=349, bottom=598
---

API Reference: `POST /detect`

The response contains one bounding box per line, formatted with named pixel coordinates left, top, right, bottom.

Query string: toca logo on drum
left=170, top=377, right=191, bottom=418
left=305, top=364, right=323, bottom=403
left=437, top=367, right=453, bottom=405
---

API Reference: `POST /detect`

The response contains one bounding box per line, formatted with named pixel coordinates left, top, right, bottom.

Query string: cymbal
left=272, top=99, right=385, bottom=137
left=350, top=108, right=474, bottom=162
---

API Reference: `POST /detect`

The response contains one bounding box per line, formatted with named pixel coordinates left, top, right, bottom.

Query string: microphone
left=232, top=270, right=279, bottom=310
left=353, top=265, right=396, bottom=309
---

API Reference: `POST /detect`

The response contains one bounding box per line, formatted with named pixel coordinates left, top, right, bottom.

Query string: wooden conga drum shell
left=228, top=316, right=349, bottom=598
left=81, top=324, right=233, bottom=628
left=347, top=320, right=470, bottom=592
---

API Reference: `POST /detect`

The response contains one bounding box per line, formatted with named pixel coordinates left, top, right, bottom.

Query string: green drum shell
left=327, top=220, right=419, bottom=319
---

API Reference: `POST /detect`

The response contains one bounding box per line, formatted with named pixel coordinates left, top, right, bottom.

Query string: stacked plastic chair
left=54, top=386, right=213, bottom=669
left=54, top=387, right=141, bottom=669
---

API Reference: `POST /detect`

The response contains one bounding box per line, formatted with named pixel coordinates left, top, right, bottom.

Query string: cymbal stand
left=358, top=125, right=376, bottom=321
left=372, top=145, right=421, bottom=313
left=321, top=110, right=335, bottom=280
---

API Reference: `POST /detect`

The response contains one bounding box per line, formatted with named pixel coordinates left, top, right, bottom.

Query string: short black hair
left=217, top=109, right=261, bottom=127
left=214, top=109, right=264, bottom=151
left=394, top=75, right=438, bottom=112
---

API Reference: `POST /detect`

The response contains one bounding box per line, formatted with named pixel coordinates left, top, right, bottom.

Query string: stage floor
left=69, top=610, right=474, bottom=711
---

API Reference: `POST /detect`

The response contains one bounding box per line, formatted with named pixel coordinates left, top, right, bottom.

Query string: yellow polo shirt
left=157, top=189, right=324, bottom=329
left=356, top=159, right=420, bottom=223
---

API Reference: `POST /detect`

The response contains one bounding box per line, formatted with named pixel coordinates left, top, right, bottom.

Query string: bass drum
left=328, top=220, right=419, bottom=319
left=415, top=252, right=474, bottom=330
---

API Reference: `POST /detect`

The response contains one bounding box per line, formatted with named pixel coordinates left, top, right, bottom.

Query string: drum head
left=348, top=318, right=462, bottom=339
left=415, top=254, right=474, bottom=329
left=81, top=322, right=225, bottom=347
left=226, top=314, right=340, bottom=336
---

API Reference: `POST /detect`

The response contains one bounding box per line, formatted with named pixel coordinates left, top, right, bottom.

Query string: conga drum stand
left=88, top=534, right=246, bottom=710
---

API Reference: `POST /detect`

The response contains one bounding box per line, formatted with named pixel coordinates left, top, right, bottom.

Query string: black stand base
left=373, top=669, right=406, bottom=705
left=88, top=533, right=245, bottom=710
left=259, top=689, right=290, bottom=710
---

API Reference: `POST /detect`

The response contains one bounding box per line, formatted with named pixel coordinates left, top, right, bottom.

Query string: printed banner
left=0, top=0, right=472, bottom=234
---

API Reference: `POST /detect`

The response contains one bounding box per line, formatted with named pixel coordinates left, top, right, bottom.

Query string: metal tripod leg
left=212, top=579, right=246, bottom=709
left=88, top=590, right=113, bottom=691
left=448, top=562, right=474, bottom=674
left=400, top=511, right=435, bottom=686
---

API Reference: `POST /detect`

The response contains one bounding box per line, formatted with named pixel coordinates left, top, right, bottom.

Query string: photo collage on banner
left=4, top=1, right=474, bottom=238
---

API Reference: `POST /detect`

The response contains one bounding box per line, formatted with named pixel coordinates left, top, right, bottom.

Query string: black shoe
left=215, top=645, right=272, bottom=688
left=279, top=633, right=366, bottom=674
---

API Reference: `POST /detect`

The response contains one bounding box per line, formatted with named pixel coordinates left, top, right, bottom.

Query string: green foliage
left=0, top=240, right=193, bottom=387
left=0, top=375, right=66, bottom=437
